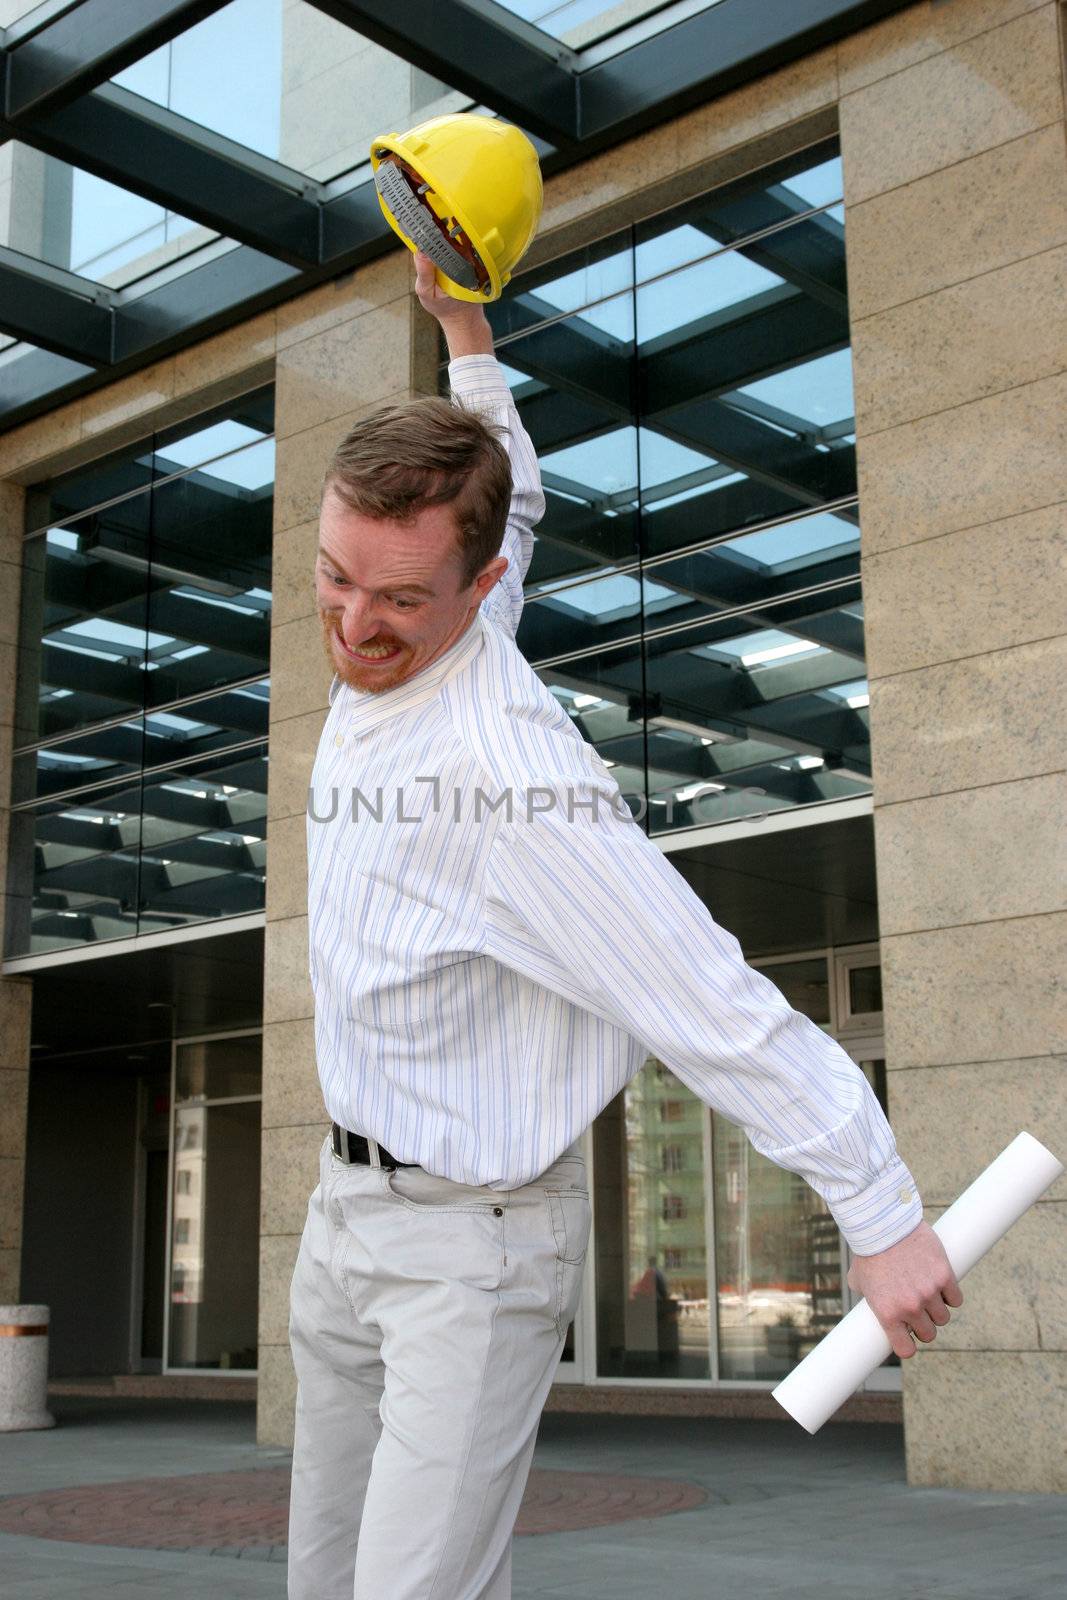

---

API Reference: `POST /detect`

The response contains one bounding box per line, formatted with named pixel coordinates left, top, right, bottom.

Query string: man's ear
left=471, top=555, right=508, bottom=600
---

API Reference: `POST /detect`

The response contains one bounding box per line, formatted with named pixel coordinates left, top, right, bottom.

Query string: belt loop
left=366, top=1138, right=382, bottom=1170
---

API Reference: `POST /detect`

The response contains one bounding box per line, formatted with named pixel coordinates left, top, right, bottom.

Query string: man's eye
left=390, top=597, right=419, bottom=610
left=329, top=574, right=347, bottom=587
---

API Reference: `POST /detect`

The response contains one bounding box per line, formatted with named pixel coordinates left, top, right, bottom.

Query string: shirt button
left=898, top=1187, right=914, bottom=1204
left=334, top=733, right=344, bottom=748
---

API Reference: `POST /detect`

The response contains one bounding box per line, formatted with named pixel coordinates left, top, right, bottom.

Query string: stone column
left=840, top=0, right=1067, bottom=1491
left=0, top=480, right=32, bottom=1304
left=257, top=253, right=438, bottom=1445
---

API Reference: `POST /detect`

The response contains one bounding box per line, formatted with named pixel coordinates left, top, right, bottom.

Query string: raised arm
left=414, top=252, right=544, bottom=639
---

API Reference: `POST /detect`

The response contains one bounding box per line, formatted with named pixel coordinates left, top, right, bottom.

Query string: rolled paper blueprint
left=772, top=1131, right=1064, bottom=1434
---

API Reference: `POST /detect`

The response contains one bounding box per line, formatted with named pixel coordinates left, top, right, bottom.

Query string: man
left=288, top=252, right=962, bottom=1600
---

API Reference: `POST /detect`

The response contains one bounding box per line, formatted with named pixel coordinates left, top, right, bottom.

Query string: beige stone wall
left=840, top=0, right=1067, bottom=1493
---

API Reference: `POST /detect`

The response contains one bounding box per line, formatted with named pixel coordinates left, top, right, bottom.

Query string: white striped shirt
left=306, top=353, right=923, bottom=1255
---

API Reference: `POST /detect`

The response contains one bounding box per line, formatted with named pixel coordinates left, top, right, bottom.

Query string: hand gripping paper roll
left=772, top=1131, right=1064, bottom=1434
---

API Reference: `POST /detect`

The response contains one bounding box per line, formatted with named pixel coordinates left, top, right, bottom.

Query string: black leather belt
left=331, top=1123, right=418, bottom=1170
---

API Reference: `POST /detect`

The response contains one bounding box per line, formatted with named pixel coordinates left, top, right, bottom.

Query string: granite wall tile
left=852, top=245, right=1067, bottom=436
left=902, top=1350, right=1067, bottom=1490
left=262, top=1018, right=324, bottom=1130
left=840, top=7, right=1062, bottom=205
left=857, top=371, right=1067, bottom=555
left=844, top=125, right=1067, bottom=319
left=263, top=914, right=315, bottom=1026
left=880, top=914, right=1066, bottom=1068
left=888, top=1057, right=1067, bottom=1205
left=874, top=773, right=1067, bottom=933
left=868, top=635, right=1067, bottom=805
left=838, top=0, right=1049, bottom=95
left=862, top=504, right=1067, bottom=679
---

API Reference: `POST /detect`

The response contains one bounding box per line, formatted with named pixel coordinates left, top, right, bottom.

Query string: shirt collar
left=329, top=611, right=486, bottom=737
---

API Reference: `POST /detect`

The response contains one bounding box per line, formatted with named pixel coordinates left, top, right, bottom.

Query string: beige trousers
left=287, top=1134, right=591, bottom=1600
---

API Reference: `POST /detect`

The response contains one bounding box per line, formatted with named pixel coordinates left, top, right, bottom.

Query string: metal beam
left=0, top=246, right=113, bottom=364
left=4, top=0, right=230, bottom=123
left=305, top=0, right=581, bottom=148
left=577, top=0, right=916, bottom=148
left=2, top=84, right=325, bottom=266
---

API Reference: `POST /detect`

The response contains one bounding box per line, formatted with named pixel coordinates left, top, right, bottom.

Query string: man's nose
left=339, top=593, right=385, bottom=644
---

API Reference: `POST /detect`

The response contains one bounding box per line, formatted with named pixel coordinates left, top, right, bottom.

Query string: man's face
left=316, top=485, right=506, bottom=694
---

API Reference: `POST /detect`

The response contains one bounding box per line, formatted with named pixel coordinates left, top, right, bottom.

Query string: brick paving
left=0, top=1464, right=708, bottom=1553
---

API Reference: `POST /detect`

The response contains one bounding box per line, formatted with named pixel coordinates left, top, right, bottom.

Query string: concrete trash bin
left=0, top=1305, right=56, bottom=1431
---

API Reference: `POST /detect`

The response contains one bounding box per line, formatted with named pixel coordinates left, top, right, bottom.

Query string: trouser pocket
left=547, top=1190, right=592, bottom=1340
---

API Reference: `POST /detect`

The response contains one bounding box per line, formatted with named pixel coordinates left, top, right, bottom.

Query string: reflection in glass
left=849, top=964, right=883, bottom=1016
left=713, top=1111, right=842, bottom=1380
left=490, top=0, right=717, bottom=44
left=144, top=450, right=273, bottom=707
left=502, top=302, right=639, bottom=592
left=537, top=643, right=647, bottom=815
left=113, top=0, right=469, bottom=182
left=641, top=583, right=869, bottom=834
left=176, top=1031, right=262, bottom=1106
left=5, top=744, right=268, bottom=957
left=169, top=1097, right=261, bottom=1370
left=2, top=140, right=212, bottom=288
left=593, top=1061, right=711, bottom=1379
left=138, top=747, right=268, bottom=935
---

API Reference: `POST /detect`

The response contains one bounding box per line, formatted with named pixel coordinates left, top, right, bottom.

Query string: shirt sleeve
left=481, top=775, right=924, bottom=1257
left=448, top=353, right=545, bottom=639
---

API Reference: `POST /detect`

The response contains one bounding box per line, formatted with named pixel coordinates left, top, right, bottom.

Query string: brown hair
left=322, top=396, right=512, bottom=588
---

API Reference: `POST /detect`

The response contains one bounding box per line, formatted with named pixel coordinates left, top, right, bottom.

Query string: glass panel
left=137, top=746, right=268, bottom=936
left=113, top=0, right=470, bottom=183
left=752, top=958, right=830, bottom=1025
left=5, top=775, right=144, bottom=955
left=643, top=508, right=857, bottom=608
left=143, top=443, right=274, bottom=707
left=168, top=1096, right=261, bottom=1370
left=176, top=1031, right=262, bottom=1104
left=636, top=211, right=855, bottom=538
left=23, top=385, right=274, bottom=534
left=488, top=227, right=633, bottom=343
left=849, top=964, right=883, bottom=1016
left=536, top=641, right=647, bottom=816
left=641, top=582, right=869, bottom=834
left=12, top=682, right=270, bottom=806
left=634, top=145, right=844, bottom=281
left=0, top=141, right=220, bottom=289
left=4, top=743, right=268, bottom=956
left=713, top=1112, right=842, bottom=1379
left=18, top=506, right=153, bottom=745
left=593, top=1060, right=711, bottom=1379
left=492, top=0, right=726, bottom=47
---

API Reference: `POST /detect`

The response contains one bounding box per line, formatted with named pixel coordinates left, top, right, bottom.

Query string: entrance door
left=164, top=1030, right=262, bottom=1373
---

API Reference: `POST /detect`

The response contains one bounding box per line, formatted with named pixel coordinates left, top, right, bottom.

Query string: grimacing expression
left=315, top=485, right=507, bottom=694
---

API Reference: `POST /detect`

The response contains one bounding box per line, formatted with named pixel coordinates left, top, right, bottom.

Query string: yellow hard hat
left=370, top=113, right=543, bottom=303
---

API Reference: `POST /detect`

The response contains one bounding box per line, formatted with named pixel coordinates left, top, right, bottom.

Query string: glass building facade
left=485, top=139, right=867, bottom=840
left=6, top=391, right=274, bottom=955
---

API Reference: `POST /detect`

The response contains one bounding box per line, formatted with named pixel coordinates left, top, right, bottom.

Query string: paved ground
left=0, top=1396, right=1064, bottom=1598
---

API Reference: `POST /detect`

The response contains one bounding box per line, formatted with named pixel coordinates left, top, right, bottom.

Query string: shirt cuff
left=828, top=1154, right=925, bottom=1256
left=448, top=353, right=512, bottom=404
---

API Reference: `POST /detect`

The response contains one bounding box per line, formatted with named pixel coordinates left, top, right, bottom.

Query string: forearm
left=440, top=308, right=494, bottom=359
